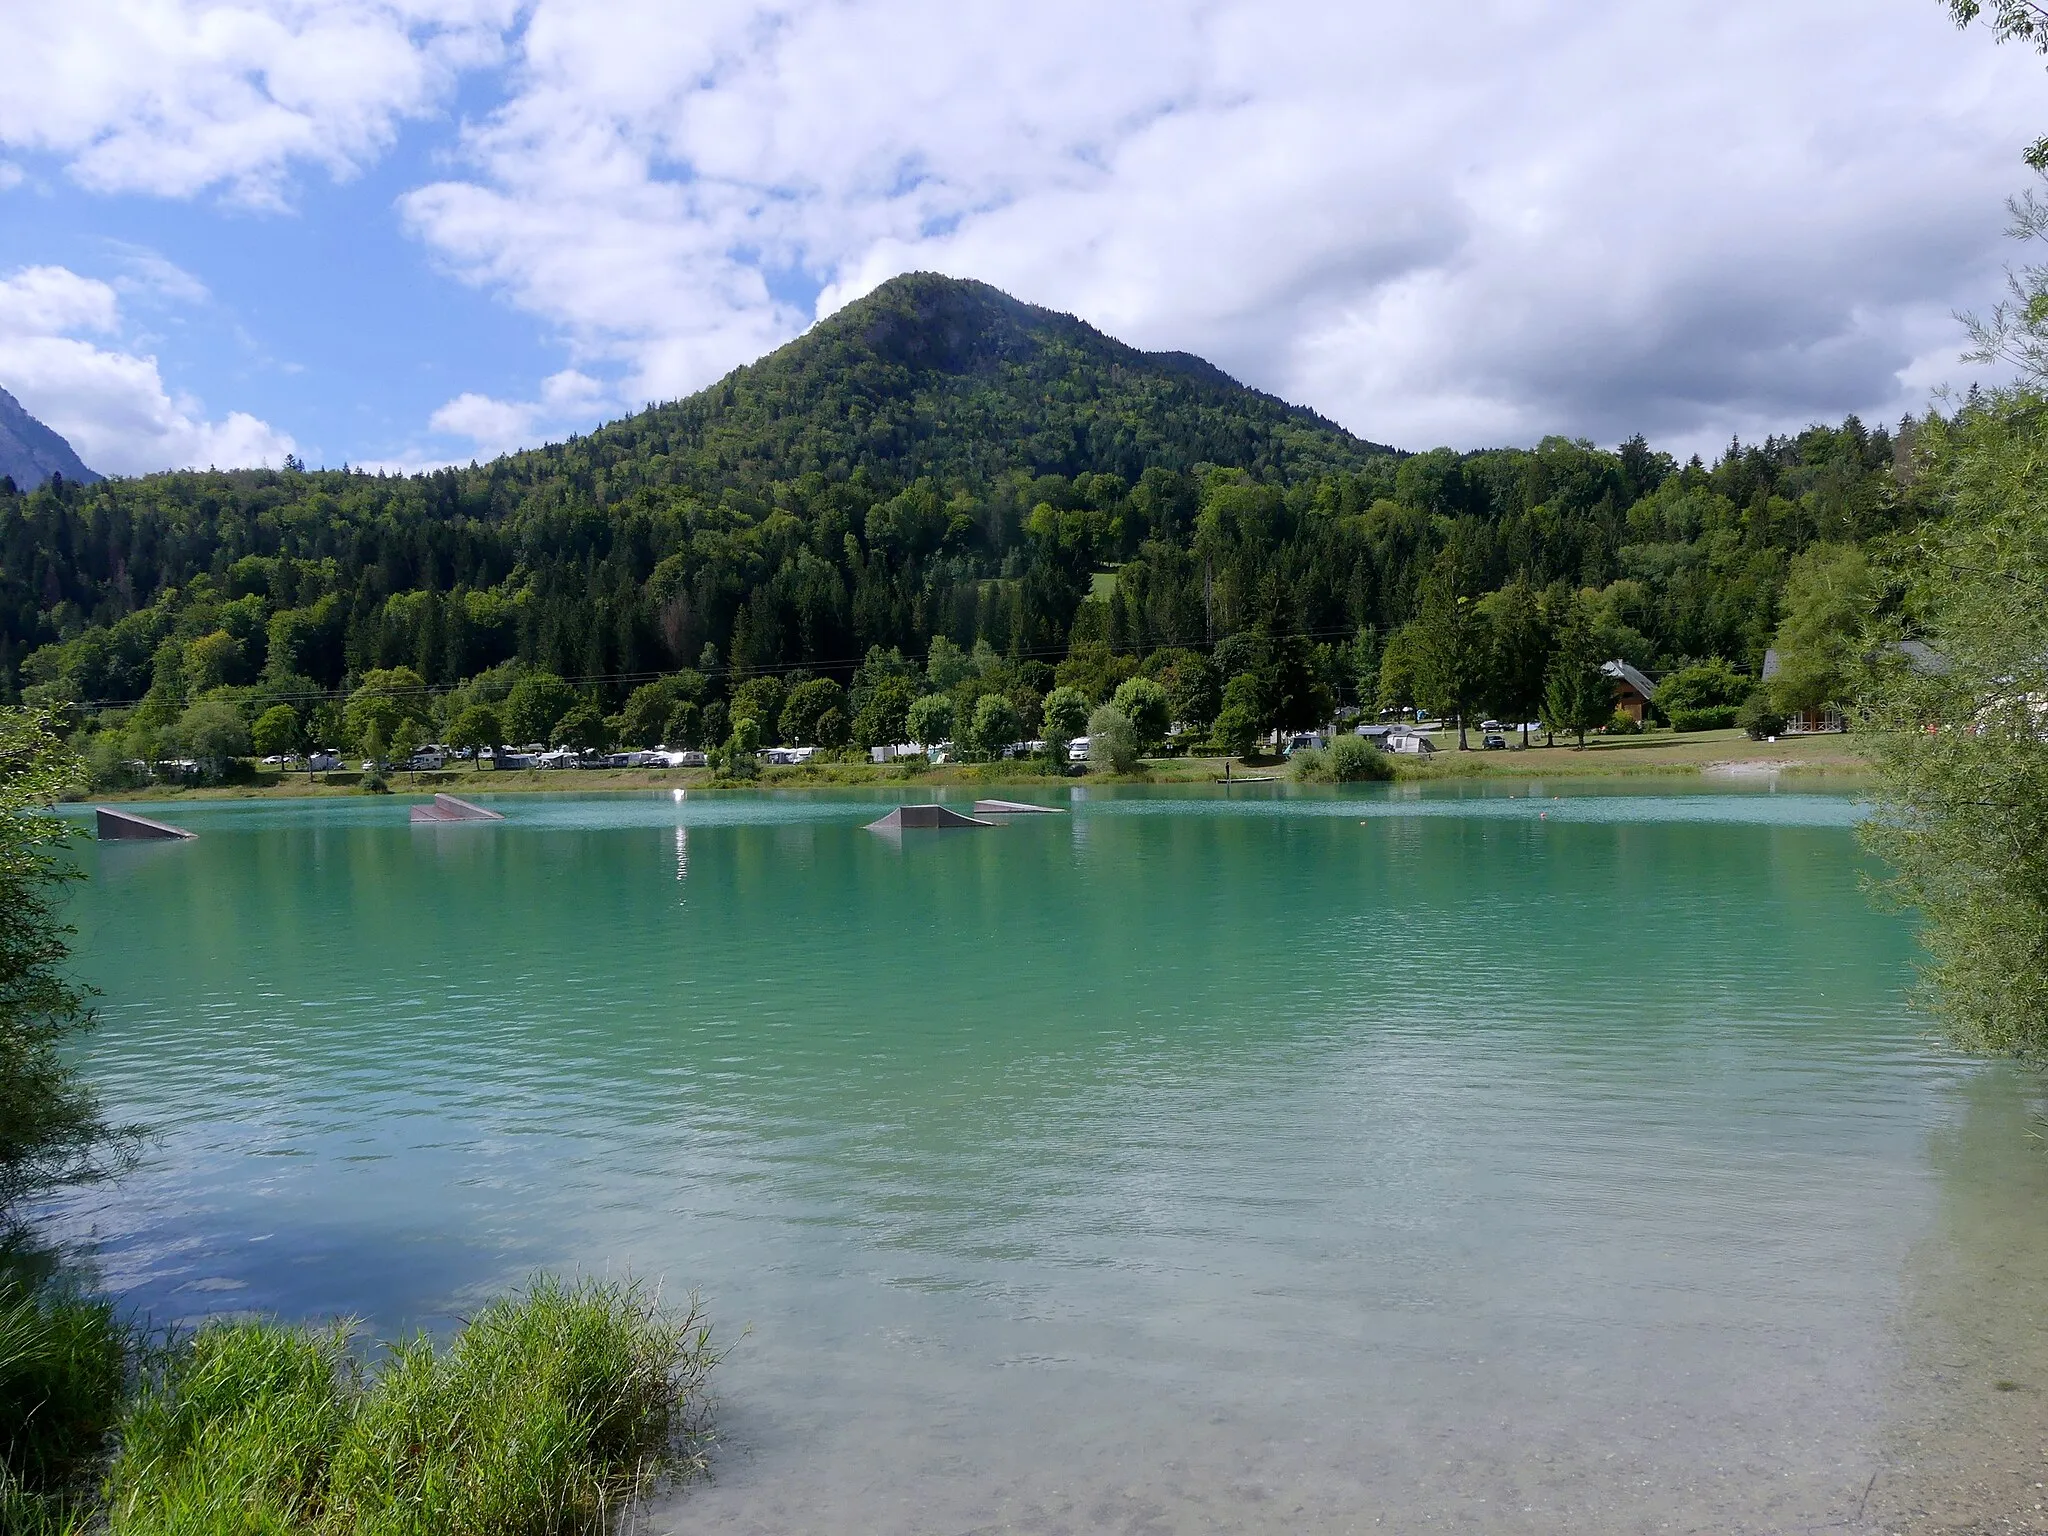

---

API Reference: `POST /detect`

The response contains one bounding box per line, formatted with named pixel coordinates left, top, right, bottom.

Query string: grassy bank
left=1388, top=726, right=1868, bottom=781
left=3, top=1274, right=716, bottom=1536
left=80, top=727, right=1868, bottom=804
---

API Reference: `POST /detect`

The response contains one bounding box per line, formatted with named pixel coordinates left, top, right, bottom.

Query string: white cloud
left=428, top=389, right=532, bottom=452
left=7, top=2, right=2044, bottom=454
left=108, top=245, right=212, bottom=306
left=0, top=265, right=295, bottom=473
left=423, top=369, right=616, bottom=458
left=391, top=0, right=2044, bottom=454
left=0, top=0, right=514, bottom=204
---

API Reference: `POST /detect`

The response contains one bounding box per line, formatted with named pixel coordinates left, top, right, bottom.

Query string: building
left=1759, top=647, right=1846, bottom=734
left=1601, top=660, right=1658, bottom=723
left=1759, top=640, right=1949, bottom=734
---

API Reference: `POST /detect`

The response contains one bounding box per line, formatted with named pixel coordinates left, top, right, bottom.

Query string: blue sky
left=0, top=128, right=562, bottom=469
left=0, top=1, right=2040, bottom=477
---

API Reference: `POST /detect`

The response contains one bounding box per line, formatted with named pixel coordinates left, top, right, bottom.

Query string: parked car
left=1067, top=736, right=1090, bottom=762
left=1481, top=732, right=1507, bottom=750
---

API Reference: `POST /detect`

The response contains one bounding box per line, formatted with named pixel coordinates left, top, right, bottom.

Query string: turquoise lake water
left=45, top=782, right=2048, bottom=1532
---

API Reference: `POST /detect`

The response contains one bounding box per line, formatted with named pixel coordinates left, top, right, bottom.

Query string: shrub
left=1327, top=734, right=1394, bottom=781
left=103, top=1277, right=716, bottom=1536
left=1666, top=704, right=1740, bottom=732
left=1287, top=736, right=1394, bottom=784
left=1737, top=692, right=1787, bottom=740
left=1655, top=657, right=1751, bottom=728
left=1605, top=710, right=1643, bottom=736
left=1086, top=705, right=1140, bottom=774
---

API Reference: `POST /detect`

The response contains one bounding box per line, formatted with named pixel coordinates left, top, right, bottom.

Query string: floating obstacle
left=409, top=793, right=505, bottom=824
left=95, top=807, right=195, bottom=841
left=866, top=804, right=993, bottom=832
left=972, top=798, right=1065, bottom=815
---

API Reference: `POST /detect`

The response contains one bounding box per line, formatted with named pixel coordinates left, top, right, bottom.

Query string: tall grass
left=101, top=1276, right=714, bottom=1536
left=105, top=1320, right=358, bottom=1535
left=0, top=1251, right=128, bottom=1535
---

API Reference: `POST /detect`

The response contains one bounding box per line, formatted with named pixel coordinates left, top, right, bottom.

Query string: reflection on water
left=41, top=784, right=2048, bottom=1531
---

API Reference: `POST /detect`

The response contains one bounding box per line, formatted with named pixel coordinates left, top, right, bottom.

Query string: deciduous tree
left=448, top=704, right=503, bottom=767
left=1086, top=704, right=1139, bottom=773
left=0, top=709, right=126, bottom=1219
left=251, top=704, right=301, bottom=762
left=1110, top=676, right=1171, bottom=751
left=906, top=694, right=955, bottom=749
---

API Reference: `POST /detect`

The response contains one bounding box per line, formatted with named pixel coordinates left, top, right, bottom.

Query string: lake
left=45, top=782, right=2048, bottom=1532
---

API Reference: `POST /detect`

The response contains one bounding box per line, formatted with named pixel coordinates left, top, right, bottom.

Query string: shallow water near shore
left=45, top=782, right=2048, bottom=1532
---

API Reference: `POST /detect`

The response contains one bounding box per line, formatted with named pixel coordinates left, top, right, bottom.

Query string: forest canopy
left=0, top=274, right=1917, bottom=762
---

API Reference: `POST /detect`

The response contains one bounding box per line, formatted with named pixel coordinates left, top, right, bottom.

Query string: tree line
left=1, top=412, right=1909, bottom=783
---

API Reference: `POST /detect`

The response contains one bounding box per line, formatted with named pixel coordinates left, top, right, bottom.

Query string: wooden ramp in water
left=410, top=793, right=505, bottom=824
left=972, top=798, right=1066, bottom=816
left=866, top=804, right=993, bottom=832
left=96, top=807, right=195, bottom=840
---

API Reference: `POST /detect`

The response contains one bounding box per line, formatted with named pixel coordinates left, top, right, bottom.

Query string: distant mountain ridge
left=0, top=386, right=99, bottom=489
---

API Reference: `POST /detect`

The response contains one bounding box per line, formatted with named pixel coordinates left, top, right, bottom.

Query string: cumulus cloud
left=0, top=265, right=296, bottom=473
left=7, top=1, right=2044, bottom=454
left=424, top=368, right=611, bottom=458
left=393, top=0, right=2043, bottom=453
left=0, top=0, right=514, bottom=204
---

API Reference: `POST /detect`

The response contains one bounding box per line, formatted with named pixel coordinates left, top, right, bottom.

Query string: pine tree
left=1541, top=597, right=1610, bottom=749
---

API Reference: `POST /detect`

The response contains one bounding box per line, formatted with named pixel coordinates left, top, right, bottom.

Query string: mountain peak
left=556, top=273, right=1388, bottom=492
left=0, top=387, right=100, bottom=489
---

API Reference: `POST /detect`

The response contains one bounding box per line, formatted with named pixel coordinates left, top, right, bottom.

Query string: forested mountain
left=0, top=271, right=1919, bottom=767
left=0, top=386, right=98, bottom=492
